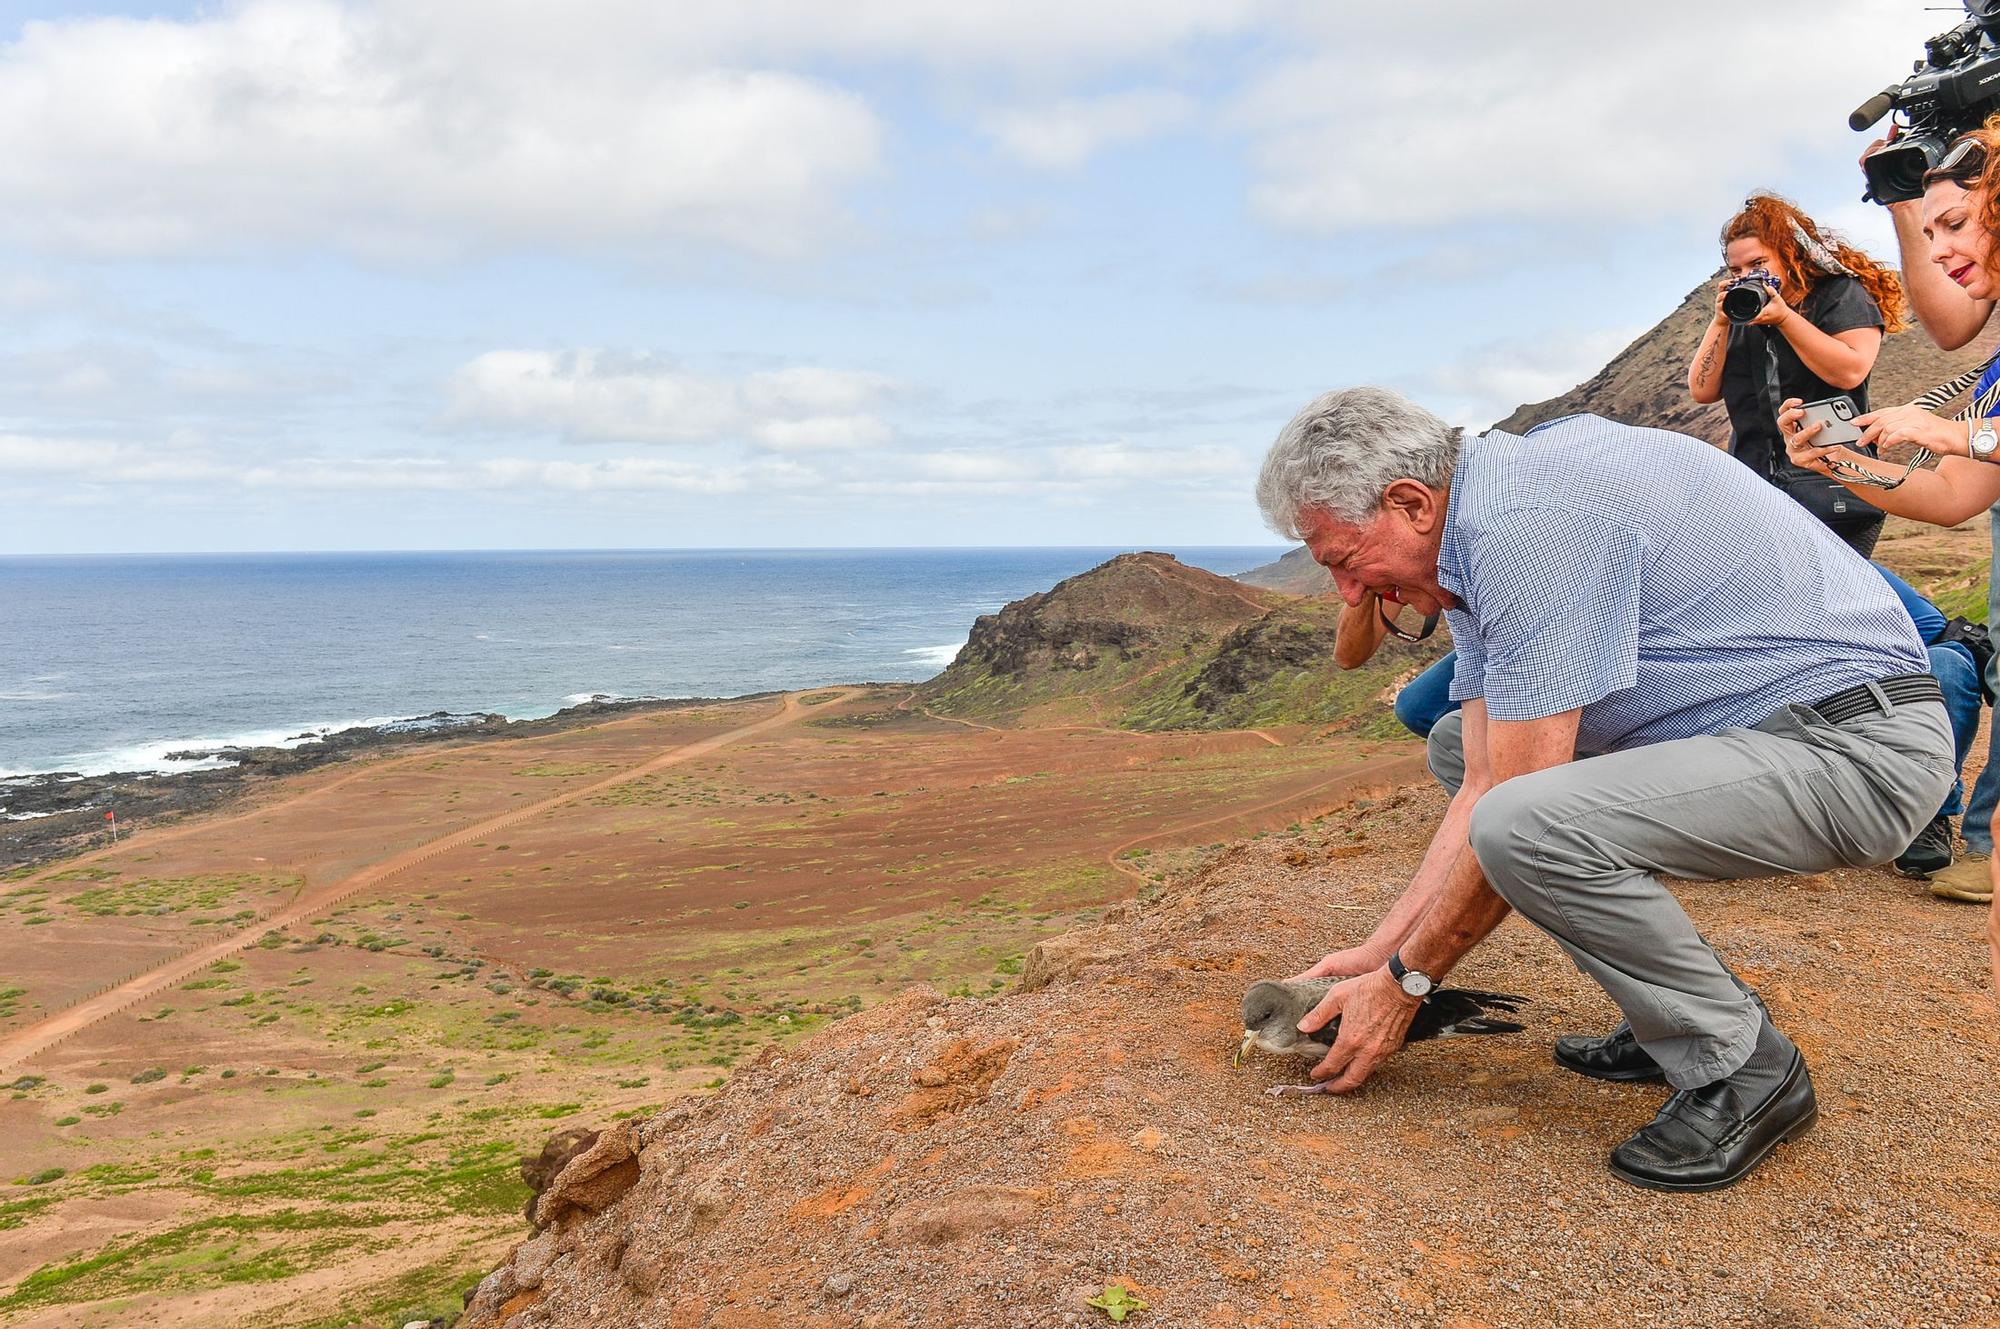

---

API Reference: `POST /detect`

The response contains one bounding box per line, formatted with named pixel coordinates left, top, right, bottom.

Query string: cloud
left=245, top=455, right=818, bottom=494
left=423, top=0, right=1264, bottom=75
left=876, top=440, right=1247, bottom=493
left=1232, top=2, right=1948, bottom=234
left=0, top=1, right=882, bottom=260
left=445, top=351, right=899, bottom=450
left=1422, top=327, right=1642, bottom=428
left=982, top=89, right=1194, bottom=170
left=0, top=431, right=819, bottom=495
left=0, top=435, right=229, bottom=484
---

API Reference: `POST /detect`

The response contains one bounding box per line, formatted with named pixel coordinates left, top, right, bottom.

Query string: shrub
left=130, top=1068, right=166, bottom=1085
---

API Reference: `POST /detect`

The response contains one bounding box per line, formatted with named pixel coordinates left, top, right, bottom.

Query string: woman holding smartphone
left=1784, top=124, right=2000, bottom=984
left=1689, top=193, right=1909, bottom=554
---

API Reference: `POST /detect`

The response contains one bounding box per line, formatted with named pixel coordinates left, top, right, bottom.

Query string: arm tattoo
left=1696, top=337, right=1721, bottom=382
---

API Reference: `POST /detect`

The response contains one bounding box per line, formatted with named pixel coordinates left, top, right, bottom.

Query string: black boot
left=1607, top=1018, right=1817, bottom=1193
left=1554, top=968, right=1762, bottom=1085
left=1553, top=1021, right=1667, bottom=1083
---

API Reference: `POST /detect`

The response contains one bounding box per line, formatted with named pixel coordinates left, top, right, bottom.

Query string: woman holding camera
left=1785, top=121, right=2000, bottom=983
left=1688, top=193, right=1909, bottom=555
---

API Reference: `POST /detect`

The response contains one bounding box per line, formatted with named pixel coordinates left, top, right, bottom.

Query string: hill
left=458, top=784, right=2000, bottom=1329
left=1493, top=272, right=2000, bottom=442
left=917, top=552, right=1444, bottom=734
left=1239, top=272, right=2000, bottom=599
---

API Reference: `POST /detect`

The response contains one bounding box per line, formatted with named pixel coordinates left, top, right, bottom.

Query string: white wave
left=0, top=806, right=58, bottom=820
left=904, top=641, right=965, bottom=671
left=0, top=690, right=76, bottom=702
left=557, top=690, right=670, bottom=708
left=3, top=713, right=407, bottom=780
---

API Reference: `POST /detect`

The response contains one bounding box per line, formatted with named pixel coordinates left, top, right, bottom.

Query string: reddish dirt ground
left=0, top=687, right=1426, bottom=1327
left=458, top=778, right=2000, bottom=1329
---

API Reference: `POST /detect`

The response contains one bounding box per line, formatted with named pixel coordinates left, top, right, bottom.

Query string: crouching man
left=1260, top=388, right=1953, bottom=1191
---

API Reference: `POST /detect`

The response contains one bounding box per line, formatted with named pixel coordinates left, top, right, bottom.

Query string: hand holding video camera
left=1854, top=0, right=2000, bottom=204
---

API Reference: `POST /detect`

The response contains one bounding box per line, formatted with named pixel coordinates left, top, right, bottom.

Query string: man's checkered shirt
left=1437, top=414, right=1927, bottom=754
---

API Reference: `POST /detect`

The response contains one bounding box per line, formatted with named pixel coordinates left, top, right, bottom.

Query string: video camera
left=1854, top=0, right=2000, bottom=203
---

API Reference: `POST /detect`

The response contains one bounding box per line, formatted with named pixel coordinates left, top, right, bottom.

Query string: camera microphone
left=1849, top=87, right=1898, bottom=132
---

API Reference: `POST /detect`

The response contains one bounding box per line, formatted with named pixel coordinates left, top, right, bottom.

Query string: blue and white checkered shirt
left=1438, top=414, right=1927, bottom=753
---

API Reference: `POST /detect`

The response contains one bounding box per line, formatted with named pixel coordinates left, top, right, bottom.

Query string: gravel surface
left=458, top=783, right=2000, bottom=1329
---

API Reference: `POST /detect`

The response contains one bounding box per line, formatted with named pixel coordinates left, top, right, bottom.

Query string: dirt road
left=0, top=691, right=829, bottom=1073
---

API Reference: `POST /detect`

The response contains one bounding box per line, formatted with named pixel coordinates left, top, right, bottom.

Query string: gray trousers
left=1428, top=695, right=1954, bottom=1089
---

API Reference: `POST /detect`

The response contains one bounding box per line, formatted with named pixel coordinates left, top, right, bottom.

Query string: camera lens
left=1722, top=281, right=1771, bottom=324
left=1863, top=136, right=1944, bottom=205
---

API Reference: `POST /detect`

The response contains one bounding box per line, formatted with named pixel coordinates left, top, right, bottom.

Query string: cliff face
left=458, top=785, right=2000, bottom=1328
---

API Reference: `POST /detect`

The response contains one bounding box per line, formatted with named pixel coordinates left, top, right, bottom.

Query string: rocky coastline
left=0, top=693, right=780, bottom=874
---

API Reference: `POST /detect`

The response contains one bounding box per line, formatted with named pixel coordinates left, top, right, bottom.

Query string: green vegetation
left=0, top=1127, right=533, bottom=1313
left=921, top=594, right=1435, bottom=736
left=65, top=872, right=298, bottom=919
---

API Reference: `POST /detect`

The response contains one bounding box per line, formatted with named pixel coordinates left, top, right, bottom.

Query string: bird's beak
left=1234, top=1029, right=1255, bottom=1068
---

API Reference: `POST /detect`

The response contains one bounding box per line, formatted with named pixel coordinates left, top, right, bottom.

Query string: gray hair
left=1255, top=386, right=1463, bottom=538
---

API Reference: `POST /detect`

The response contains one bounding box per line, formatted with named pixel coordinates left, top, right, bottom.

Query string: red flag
left=104, top=811, right=114, bottom=821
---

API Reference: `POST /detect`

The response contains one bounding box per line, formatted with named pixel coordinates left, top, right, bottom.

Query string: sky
left=0, top=0, right=1965, bottom=553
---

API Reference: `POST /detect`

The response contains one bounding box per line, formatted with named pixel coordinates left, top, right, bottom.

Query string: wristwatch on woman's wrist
left=1970, top=417, right=1999, bottom=461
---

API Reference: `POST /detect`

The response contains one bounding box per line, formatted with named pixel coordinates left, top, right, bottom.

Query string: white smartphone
left=1797, top=395, right=1866, bottom=448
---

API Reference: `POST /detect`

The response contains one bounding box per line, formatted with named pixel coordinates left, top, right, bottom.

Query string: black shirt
left=1719, top=274, right=1886, bottom=481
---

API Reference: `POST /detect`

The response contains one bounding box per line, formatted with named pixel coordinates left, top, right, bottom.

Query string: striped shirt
left=1438, top=414, right=1926, bottom=753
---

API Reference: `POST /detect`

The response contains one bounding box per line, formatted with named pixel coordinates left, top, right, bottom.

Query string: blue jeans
left=1928, top=640, right=1981, bottom=818
left=1963, top=508, right=2000, bottom=853
left=1394, top=651, right=1460, bottom=740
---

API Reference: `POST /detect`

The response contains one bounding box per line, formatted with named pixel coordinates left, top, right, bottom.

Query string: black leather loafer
left=1607, top=1048, right=1818, bottom=1193
left=1552, top=1020, right=1667, bottom=1083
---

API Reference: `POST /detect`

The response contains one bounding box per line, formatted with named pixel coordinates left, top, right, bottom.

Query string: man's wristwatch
left=1386, top=952, right=1435, bottom=1000
left=1970, top=418, right=1999, bottom=462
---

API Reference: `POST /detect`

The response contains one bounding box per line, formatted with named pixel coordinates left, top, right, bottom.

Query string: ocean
left=0, top=547, right=1285, bottom=784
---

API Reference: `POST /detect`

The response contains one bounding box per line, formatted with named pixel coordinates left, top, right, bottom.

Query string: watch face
left=1400, top=972, right=1432, bottom=998
left=1978, top=426, right=1998, bottom=458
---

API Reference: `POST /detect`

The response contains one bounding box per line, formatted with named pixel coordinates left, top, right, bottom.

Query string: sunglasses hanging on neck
left=1379, top=603, right=1442, bottom=642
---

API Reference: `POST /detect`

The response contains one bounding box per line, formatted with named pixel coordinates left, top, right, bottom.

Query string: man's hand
left=1286, top=944, right=1390, bottom=984
left=1297, top=967, right=1423, bottom=1093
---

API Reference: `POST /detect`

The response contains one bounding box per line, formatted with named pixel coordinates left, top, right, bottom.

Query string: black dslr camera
left=1721, top=272, right=1782, bottom=323
left=1853, top=0, right=2000, bottom=203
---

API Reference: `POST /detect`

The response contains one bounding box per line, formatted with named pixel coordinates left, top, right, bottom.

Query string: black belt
left=1808, top=673, right=1943, bottom=726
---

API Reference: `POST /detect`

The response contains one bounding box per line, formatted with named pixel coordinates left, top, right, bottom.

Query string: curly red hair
left=1719, top=193, right=1909, bottom=335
